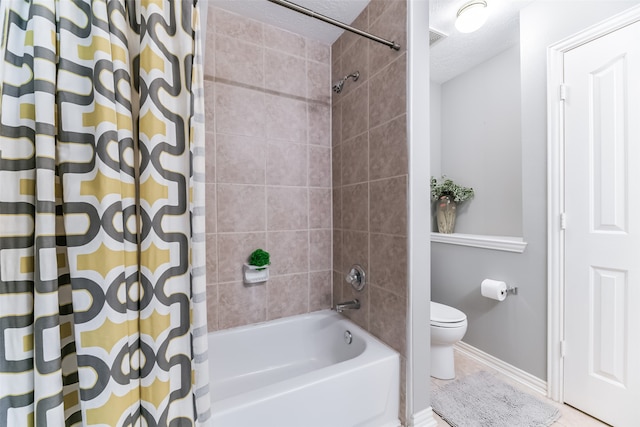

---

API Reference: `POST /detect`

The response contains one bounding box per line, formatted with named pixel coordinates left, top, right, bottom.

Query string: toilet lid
left=431, top=301, right=466, bottom=324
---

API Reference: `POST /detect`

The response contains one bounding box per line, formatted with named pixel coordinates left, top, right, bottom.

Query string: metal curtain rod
left=266, top=0, right=401, bottom=51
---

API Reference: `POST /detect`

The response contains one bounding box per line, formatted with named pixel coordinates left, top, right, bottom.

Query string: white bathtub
left=209, top=310, right=400, bottom=427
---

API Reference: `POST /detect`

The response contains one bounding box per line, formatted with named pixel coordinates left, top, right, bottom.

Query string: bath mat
left=431, top=371, right=561, bottom=427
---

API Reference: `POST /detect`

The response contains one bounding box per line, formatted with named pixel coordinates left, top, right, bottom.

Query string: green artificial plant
left=249, top=248, right=270, bottom=270
left=431, top=176, right=474, bottom=203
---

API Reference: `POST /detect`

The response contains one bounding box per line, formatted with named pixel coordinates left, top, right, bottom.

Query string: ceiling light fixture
left=455, top=0, right=488, bottom=33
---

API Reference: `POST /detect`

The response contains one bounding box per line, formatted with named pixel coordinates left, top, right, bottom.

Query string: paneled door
left=563, top=20, right=640, bottom=426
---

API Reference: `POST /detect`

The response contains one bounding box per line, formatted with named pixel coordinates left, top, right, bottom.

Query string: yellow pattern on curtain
left=0, top=1, right=209, bottom=425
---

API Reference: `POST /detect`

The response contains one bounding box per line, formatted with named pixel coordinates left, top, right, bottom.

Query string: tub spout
left=335, top=299, right=360, bottom=313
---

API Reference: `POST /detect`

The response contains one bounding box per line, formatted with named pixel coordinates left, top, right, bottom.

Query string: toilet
left=430, top=301, right=468, bottom=380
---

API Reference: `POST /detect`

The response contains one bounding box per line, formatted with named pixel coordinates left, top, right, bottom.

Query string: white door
left=563, top=20, right=640, bottom=426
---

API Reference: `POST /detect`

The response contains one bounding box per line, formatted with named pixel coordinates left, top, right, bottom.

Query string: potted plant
left=248, top=248, right=270, bottom=270
left=431, top=176, right=474, bottom=233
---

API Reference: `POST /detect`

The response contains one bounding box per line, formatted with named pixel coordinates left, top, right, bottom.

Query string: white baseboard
left=455, top=341, right=547, bottom=396
left=406, top=407, right=438, bottom=427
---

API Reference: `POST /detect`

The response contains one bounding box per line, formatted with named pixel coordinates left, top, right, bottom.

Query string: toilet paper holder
left=481, top=279, right=518, bottom=301
left=503, top=286, right=518, bottom=296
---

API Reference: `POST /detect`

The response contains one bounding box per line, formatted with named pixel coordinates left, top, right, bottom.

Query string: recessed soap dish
left=243, top=263, right=269, bottom=284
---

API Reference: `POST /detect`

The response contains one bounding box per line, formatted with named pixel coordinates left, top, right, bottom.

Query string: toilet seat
left=431, top=301, right=466, bottom=328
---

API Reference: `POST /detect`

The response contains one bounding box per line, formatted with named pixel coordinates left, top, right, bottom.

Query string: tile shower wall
left=331, top=0, right=408, bottom=420
left=204, top=7, right=333, bottom=331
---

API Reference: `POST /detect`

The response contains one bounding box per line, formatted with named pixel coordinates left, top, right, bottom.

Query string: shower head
left=332, top=71, right=360, bottom=94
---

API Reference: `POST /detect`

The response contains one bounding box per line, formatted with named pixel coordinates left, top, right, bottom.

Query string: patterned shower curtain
left=0, top=1, right=209, bottom=426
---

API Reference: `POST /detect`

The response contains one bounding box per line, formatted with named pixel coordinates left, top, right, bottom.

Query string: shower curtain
left=0, top=1, right=209, bottom=425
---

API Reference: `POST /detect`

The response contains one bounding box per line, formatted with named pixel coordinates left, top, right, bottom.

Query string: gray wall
left=431, top=0, right=638, bottom=381
left=430, top=82, right=442, bottom=179
left=440, top=46, right=522, bottom=236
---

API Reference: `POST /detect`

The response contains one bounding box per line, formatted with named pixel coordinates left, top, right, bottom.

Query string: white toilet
left=430, top=301, right=468, bottom=380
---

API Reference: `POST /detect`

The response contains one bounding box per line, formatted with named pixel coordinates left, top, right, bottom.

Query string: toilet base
left=430, top=344, right=456, bottom=380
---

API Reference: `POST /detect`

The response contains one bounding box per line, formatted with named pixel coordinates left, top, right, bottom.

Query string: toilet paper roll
left=481, top=279, right=507, bottom=301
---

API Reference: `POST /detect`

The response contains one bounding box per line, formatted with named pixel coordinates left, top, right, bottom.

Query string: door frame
left=546, top=4, right=640, bottom=403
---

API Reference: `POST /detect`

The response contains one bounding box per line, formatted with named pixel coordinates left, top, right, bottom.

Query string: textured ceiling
left=430, top=0, right=535, bottom=84
left=209, top=0, right=369, bottom=44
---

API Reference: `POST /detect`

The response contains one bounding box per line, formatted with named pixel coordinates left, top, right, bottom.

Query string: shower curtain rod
left=266, top=0, right=401, bottom=51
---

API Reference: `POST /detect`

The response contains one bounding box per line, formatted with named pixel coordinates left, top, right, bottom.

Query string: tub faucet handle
left=345, top=269, right=360, bottom=285
left=345, top=264, right=366, bottom=291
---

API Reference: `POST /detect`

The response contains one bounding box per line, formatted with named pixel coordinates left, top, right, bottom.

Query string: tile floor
left=430, top=350, right=610, bottom=427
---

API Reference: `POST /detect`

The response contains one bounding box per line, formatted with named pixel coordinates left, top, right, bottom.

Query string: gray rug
left=432, top=371, right=561, bottom=427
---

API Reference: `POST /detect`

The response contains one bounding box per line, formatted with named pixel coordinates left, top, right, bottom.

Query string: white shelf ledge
left=431, top=232, right=527, bottom=253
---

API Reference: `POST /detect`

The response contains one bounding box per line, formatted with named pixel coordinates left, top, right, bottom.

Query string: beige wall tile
left=332, top=187, right=342, bottom=230
left=214, top=8, right=263, bottom=45
left=370, top=286, right=406, bottom=355
left=217, top=184, right=265, bottom=232
left=307, top=39, right=330, bottom=64
left=342, top=230, right=369, bottom=273
left=205, top=132, right=216, bottom=183
left=309, top=270, right=332, bottom=311
left=331, top=56, right=343, bottom=105
left=368, top=0, right=406, bottom=74
left=309, top=188, right=332, bottom=229
left=266, top=95, right=308, bottom=142
left=216, top=134, right=265, bottom=184
left=331, top=39, right=342, bottom=66
left=341, top=133, right=369, bottom=186
left=329, top=0, right=407, bottom=418
left=206, top=233, right=218, bottom=285
left=369, top=54, right=407, bottom=128
left=341, top=9, right=368, bottom=53
left=218, top=281, right=266, bottom=329
left=215, top=83, right=265, bottom=137
left=205, top=183, right=216, bottom=233
left=267, top=186, right=308, bottom=231
left=217, top=232, right=267, bottom=283
left=309, top=146, right=331, bottom=188
left=333, top=229, right=343, bottom=274
left=341, top=37, right=369, bottom=97
left=370, top=233, right=406, bottom=297
left=341, top=281, right=369, bottom=330
left=204, top=8, right=217, bottom=78
left=204, top=80, right=215, bottom=124
left=215, top=34, right=264, bottom=88
left=309, top=229, right=331, bottom=271
left=264, top=25, right=306, bottom=58
left=206, top=284, right=218, bottom=331
left=307, top=62, right=330, bottom=103
left=205, top=5, right=335, bottom=332
left=369, top=114, right=407, bottom=180
left=267, top=231, right=309, bottom=276
left=332, top=101, right=342, bottom=147
left=342, top=183, right=369, bottom=232
left=266, top=141, right=307, bottom=186
left=332, top=271, right=343, bottom=308
left=308, top=103, right=331, bottom=147
left=267, top=273, right=309, bottom=320
left=367, top=0, right=394, bottom=27
left=341, top=84, right=369, bottom=141
left=370, top=176, right=406, bottom=235
left=332, top=144, right=342, bottom=187
left=265, top=49, right=307, bottom=98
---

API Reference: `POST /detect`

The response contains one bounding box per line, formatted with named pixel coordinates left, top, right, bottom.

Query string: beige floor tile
left=429, top=350, right=609, bottom=427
